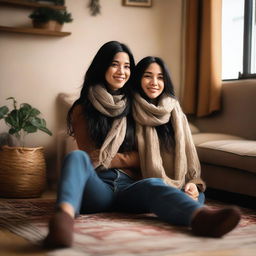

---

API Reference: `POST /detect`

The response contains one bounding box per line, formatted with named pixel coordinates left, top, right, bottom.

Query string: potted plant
left=0, top=97, right=52, bottom=198
left=29, top=7, right=73, bottom=31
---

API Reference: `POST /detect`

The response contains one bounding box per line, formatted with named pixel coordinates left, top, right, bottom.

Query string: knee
left=65, top=150, right=91, bottom=165
left=63, top=150, right=94, bottom=175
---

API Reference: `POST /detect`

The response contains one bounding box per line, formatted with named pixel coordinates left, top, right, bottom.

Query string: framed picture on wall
left=122, top=0, right=152, bottom=8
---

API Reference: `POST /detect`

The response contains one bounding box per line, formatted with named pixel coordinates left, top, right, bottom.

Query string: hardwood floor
left=0, top=190, right=255, bottom=256
left=0, top=229, right=46, bottom=256
left=0, top=190, right=55, bottom=256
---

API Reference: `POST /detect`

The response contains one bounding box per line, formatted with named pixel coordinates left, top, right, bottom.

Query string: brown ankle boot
left=191, top=206, right=241, bottom=237
left=43, top=210, right=74, bottom=249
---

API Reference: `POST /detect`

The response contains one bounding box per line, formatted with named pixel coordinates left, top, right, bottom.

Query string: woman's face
left=141, top=62, right=164, bottom=99
left=105, top=52, right=131, bottom=91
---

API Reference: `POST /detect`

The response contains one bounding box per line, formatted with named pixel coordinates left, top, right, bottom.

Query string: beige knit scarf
left=133, top=93, right=201, bottom=189
left=88, top=84, right=127, bottom=169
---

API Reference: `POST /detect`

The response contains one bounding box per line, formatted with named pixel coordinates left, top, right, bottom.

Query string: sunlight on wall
left=222, top=0, right=244, bottom=79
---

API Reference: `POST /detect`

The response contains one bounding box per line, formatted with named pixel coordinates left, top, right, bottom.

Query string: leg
left=116, top=178, right=241, bottom=237
left=116, top=177, right=201, bottom=226
left=57, top=150, right=115, bottom=215
left=44, top=150, right=115, bottom=249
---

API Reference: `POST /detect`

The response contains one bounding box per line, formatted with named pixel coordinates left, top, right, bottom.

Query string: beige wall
left=0, top=0, right=183, bottom=181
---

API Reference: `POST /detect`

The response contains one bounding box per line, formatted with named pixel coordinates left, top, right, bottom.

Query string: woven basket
left=0, top=145, right=46, bottom=198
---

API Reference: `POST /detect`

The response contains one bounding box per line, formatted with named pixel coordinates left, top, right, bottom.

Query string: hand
left=184, top=183, right=199, bottom=201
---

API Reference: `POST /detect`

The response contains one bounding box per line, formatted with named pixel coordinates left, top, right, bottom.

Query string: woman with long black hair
left=44, top=41, right=140, bottom=248
left=125, top=56, right=241, bottom=238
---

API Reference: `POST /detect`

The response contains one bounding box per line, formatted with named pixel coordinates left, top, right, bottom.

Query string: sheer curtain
left=181, top=0, right=222, bottom=117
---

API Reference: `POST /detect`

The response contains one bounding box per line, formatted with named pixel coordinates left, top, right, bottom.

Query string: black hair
left=133, top=56, right=176, bottom=149
left=67, top=41, right=136, bottom=152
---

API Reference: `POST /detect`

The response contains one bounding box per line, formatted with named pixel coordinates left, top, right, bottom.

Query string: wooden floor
left=0, top=190, right=255, bottom=256
left=0, top=229, right=46, bottom=256
left=0, top=190, right=55, bottom=256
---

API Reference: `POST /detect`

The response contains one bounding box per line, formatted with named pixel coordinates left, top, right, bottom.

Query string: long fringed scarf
left=133, top=93, right=202, bottom=189
left=88, top=84, right=127, bottom=169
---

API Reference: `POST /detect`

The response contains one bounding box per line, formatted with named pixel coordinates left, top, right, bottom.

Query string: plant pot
left=0, top=145, right=46, bottom=198
left=32, top=20, right=63, bottom=31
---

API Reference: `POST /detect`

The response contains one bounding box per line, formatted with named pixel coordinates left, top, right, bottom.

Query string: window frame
left=238, top=0, right=256, bottom=79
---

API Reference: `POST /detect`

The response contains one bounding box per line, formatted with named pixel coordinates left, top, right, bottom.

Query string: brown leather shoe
left=43, top=210, right=74, bottom=249
left=191, top=206, right=241, bottom=237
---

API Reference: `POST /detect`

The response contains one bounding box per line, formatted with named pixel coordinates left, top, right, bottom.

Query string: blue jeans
left=57, top=150, right=205, bottom=226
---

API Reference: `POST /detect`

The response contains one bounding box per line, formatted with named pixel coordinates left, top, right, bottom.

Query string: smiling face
left=105, top=52, right=131, bottom=91
left=141, top=62, right=164, bottom=99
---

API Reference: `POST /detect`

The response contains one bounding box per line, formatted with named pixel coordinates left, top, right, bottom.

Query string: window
left=222, top=0, right=256, bottom=80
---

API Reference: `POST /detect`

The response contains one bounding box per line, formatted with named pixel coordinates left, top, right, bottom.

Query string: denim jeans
left=57, top=150, right=205, bottom=226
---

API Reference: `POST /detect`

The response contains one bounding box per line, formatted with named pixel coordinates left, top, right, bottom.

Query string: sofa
left=189, top=79, right=256, bottom=197
left=57, top=80, right=256, bottom=197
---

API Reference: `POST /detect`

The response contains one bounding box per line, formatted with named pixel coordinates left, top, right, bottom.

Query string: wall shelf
left=0, top=0, right=66, bottom=10
left=0, top=25, right=71, bottom=36
left=0, top=1, right=71, bottom=36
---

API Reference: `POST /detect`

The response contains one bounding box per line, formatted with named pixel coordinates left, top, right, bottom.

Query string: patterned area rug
left=0, top=198, right=256, bottom=256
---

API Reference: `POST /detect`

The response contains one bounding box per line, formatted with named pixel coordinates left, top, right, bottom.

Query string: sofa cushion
left=196, top=140, right=256, bottom=174
left=190, top=80, right=256, bottom=140
left=192, top=133, right=243, bottom=145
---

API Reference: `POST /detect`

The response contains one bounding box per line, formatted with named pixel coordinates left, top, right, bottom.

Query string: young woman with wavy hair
left=128, top=56, right=241, bottom=238
left=44, top=41, right=139, bottom=248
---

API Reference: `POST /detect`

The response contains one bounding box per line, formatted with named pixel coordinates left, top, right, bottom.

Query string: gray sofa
left=189, top=80, right=256, bottom=197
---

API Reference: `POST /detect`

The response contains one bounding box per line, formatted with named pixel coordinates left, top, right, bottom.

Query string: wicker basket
left=0, top=145, right=46, bottom=198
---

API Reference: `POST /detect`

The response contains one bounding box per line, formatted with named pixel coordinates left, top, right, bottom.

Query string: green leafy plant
left=29, top=7, right=73, bottom=25
left=0, top=97, right=52, bottom=146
